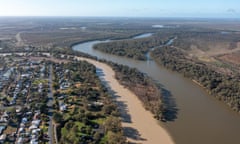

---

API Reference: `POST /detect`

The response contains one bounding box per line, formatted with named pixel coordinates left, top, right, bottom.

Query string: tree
left=53, top=82, right=59, bottom=90
left=53, top=112, right=63, bottom=123
left=107, top=131, right=126, bottom=144
left=103, top=104, right=116, bottom=115
left=104, top=116, right=122, bottom=133
left=93, top=132, right=102, bottom=143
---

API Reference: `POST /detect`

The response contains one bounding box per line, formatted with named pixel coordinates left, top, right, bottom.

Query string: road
left=15, top=32, right=24, bottom=47
left=47, top=64, right=54, bottom=144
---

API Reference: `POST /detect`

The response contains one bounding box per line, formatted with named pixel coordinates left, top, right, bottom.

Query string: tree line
left=103, top=61, right=167, bottom=121
left=93, top=36, right=169, bottom=60
left=151, top=46, right=240, bottom=112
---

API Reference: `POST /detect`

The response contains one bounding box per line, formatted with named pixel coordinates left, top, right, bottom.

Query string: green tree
left=107, top=131, right=126, bottom=144
left=53, top=112, right=63, bottom=123
left=104, top=116, right=122, bottom=133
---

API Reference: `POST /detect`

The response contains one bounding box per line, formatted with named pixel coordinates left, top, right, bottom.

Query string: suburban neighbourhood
left=0, top=54, right=51, bottom=143
left=0, top=52, right=124, bottom=144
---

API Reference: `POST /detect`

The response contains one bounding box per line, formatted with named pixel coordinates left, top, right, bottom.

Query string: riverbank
left=75, top=56, right=174, bottom=144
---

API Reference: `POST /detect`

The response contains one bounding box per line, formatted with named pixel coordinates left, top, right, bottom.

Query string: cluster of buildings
left=55, top=67, right=72, bottom=112
left=0, top=111, right=9, bottom=143
left=0, top=58, right=50, bottom=143
left=0, top=68, right=14, bottom=91
left=8, top=68, right=32, bottom=106
left=16, top=110, right=42, bottom=144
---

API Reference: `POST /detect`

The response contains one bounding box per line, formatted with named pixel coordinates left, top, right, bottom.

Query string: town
left=0, top=53, right=124, bottom=144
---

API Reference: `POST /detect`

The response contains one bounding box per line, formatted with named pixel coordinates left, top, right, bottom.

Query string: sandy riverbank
left=76, top=57, right=175, bottom=144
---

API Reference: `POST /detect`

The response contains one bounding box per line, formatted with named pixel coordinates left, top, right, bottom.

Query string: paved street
left=47, top=64, right=54, bottom=144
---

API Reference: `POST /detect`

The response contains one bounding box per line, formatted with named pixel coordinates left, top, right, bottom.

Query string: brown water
left=72, top=34, right=240, bottom=144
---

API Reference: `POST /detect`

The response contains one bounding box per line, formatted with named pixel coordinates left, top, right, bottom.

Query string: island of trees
left=103, top=61, right=167, bottom=121
left=93, top=35, right=170, bottom=60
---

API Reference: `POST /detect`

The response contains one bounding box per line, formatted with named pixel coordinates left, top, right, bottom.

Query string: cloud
left=227, top=8, right=236, bottom=13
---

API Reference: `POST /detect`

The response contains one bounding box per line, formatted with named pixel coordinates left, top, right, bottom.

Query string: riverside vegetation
left=151, top=46, right=240, bottom=112
left=102, top=61, right=167, bottom=121
left=93, top=34, right=171, bottom=60
left=53, top=51, right=168, bottom=121
left=52, top=61, right=126, bottom=144
left=93, top=28, right=240, bottom=113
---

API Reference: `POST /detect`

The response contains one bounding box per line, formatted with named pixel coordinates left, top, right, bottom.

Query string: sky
left=0, top=0, right=239, bottom=18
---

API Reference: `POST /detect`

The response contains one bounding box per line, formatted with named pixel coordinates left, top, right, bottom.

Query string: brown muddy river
left=72, top=33, right=240, bottom=144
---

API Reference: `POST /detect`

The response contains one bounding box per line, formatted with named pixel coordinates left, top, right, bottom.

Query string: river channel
left=72, top=33, right=240, bottom=144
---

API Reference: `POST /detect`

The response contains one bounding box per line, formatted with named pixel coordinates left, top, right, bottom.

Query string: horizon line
left=0, top=15, right=240, bottom=20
